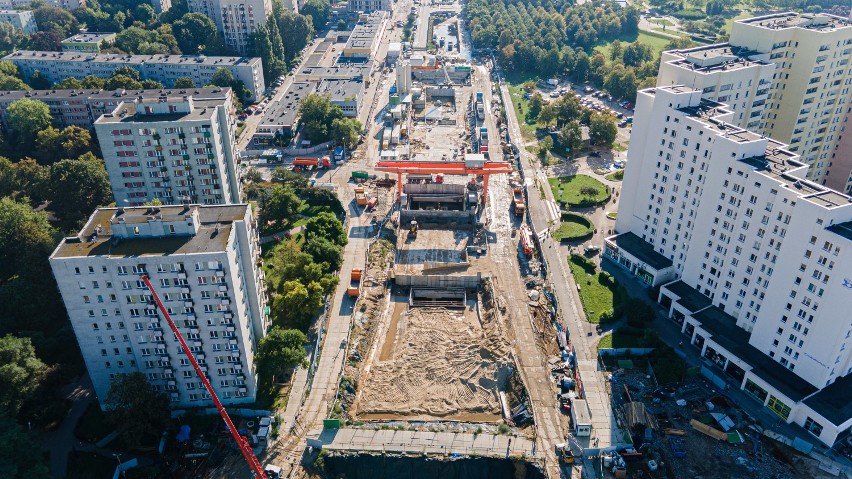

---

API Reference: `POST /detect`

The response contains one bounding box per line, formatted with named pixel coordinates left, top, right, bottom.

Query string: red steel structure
left=374, top=160, right=514, bottom=202
left=140, top=275, right=267, bottom=479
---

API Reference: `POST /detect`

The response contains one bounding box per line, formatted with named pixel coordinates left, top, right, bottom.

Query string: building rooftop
left=258, top=81, right=314, bottom=128
left=691, top=306, right=818, bottom=402
left=664, top=43, right=769, bottom=73
left=62, top=32, right=116, bottom=44
left=607, top=232, right=673, bottom=271
left=0, top=87, right=231, bottom=103
left=296, top=64, right=369, bottom=80
left=317, top=77, right=364, bottom=101
left=738, top=12, right=852, bottom=32
left=95, top=96, right=228, bottom=124
left=662, top=280, right=712, bottom=313
left=3, top=51, right=262, bottom=67
left=52, top=205, right=250, bottom=259
left=804, top=374, right=852, bottom=426
left=0, top=9, right=29, bottom=14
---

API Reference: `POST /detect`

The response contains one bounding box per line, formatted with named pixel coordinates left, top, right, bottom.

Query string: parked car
left=584, top=245, right=601, bottom=255
left=625, top=116, right=634, bottom=123
left=616, top=112, right=624, bottom=119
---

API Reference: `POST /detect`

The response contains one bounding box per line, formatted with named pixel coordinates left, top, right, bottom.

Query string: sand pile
left=356, top=306, right=512, bottom=420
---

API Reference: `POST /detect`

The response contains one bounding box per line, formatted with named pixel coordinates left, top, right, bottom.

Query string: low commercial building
left=61, top=32, right=117, bottom=53
left=49, top=204, right=268, bottom=409
left=0, top=87, right=233, bottom=133
left=0, top=9, right=36, bottom=33
left=3, top=51, right=265, bottom=101
left=348, top=0, right=390, bottom=12
left=295, top=64, right=369, bottom=82
left=316, top=77, right=364, bottom=118
left=341, top=11, right=387, bottom=60
left=94, top=93, right=241, bottom=206
left=253, top=81, right=314, bottom=147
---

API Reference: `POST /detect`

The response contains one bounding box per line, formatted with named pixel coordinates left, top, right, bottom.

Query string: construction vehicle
left=555, top=443, right=575, bottom=465
left=409, top=219, right=418, bottom=239
left=355, top=186, right=368, bottom=206
left=351, top=170, right=370, bottom=182
left=140, top=276, right=268, bottom=479
left=292, top=157, right=330, bottom=172
left=476, top=101, right=485, bottom=120
left=513, top=187, right=525, bottom=216
left=333, top=146, right=345, bottom=162
left=479, top=127, right=488, bottom=145
left=434, top=173, right=444, bottom=184
left=520, top=224, right=534, bottom=256
left=366, top=197, right=378, bottom=210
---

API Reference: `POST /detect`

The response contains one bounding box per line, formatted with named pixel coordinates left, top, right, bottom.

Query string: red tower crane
left=140, top=275, right=268, bottom=479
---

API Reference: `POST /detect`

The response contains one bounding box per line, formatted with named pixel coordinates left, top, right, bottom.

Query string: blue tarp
left=176, top=425, right=191, bottom=442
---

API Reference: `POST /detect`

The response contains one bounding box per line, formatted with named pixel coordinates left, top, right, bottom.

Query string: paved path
left=310, top=428, right=537, bottom=458
left=41, top=375, right=94, bottom=479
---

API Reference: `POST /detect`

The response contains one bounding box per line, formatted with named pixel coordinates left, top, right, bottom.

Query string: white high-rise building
left=608, top=85, right=852, bottom=447
left=656, top=12, right=852, bottom=188
left=188, top=0, right=272, bottom=55
left=49, top=204, right=269, bottom=409
left=94, top=93, right=241, bottom=207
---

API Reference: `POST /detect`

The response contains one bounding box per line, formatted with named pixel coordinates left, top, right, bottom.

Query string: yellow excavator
left=409, top=219, right=418, bottom=239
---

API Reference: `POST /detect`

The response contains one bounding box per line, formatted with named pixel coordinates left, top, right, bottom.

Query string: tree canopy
left=0, top=335, right=50, bottom=416
left=105, top=373, right=170, bottom=448
left=255, top=327, right=308, bottom=378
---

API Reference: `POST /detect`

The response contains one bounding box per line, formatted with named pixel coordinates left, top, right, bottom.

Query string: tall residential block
left=188, top=0, right=272, bottom=55
left=0, top=0, right=83, bottom=9
left=608, top=85, right=852, bottom=447
left=0, top=9, right=36, bottom=33
left=656, top=13, right=852, bottom=188
left=3, top=51, right=266, bottom=101
left=49, top=204, right=269, bottom=409
left=94, top=92, right=241, bottom=207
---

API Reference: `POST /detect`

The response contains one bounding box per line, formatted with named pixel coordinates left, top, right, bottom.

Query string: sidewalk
left=41, top=375, right=94, bottom=479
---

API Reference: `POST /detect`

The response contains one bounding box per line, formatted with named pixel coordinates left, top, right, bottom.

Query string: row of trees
left=249, top=0, right=315, bottom=82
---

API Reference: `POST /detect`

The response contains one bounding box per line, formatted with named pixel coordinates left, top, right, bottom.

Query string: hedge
left=553, top=212, right=594, bottom=241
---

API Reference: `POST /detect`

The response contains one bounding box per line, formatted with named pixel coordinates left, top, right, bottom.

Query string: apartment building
left=187, top=0, right=272, bottom=55
left=316, top=77, right=364, bottom=118
left=0, top=9, right=36, bottom=34
left=0, top=0, right=83, bottom=8
left=150, top=0, right=172, bottom=13
left=609, top=85, right=852, bottom=447
left=49, top=204, right=268, bottom=409
left=341, top=11, right=388, bottom=59
left=94, top=93, right=241, bottom=207
left=3, top=51, right=265, bottom=101
left=348, top=0, right=391, bottom=13
left=657, top=12, right=852, bottom=189
left=0, top=87, right=233, bottom=133
left=61, top=32, right=118, bottom=53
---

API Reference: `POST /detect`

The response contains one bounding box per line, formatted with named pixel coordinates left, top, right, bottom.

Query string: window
left=804, top=417, right=823, bottom=437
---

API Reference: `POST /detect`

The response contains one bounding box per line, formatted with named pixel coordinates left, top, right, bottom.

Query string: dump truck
left=292, top=156, right=330, bottom=172
left=348, top=268, right=362, bottom=298
left=479, top=127, right=488, bottom=145
left=520, top=224, right=534, bottom=256
left=355, top=186, right=368, bottom=206
left=476, top=101, right=485, bottom=120
left=513, top=187, right=525, bottom=216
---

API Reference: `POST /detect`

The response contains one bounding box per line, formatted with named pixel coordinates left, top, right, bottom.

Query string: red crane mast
left=141, top=275, right=267, bottom=479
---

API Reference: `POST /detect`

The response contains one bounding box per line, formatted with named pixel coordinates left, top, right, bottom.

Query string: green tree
left=588, top=112, right=617, bottom=147
left=33, top=6, right=78, bottom=37
left=105, top=373, right=170, bottom=448
left=298, top=93, right=343, bottom=142
left=538, top=135, right=553, bottom=158
left=249, top=24, right=278, bottom=83
left=274, top=6, right=313, bottom=62
left=104, top=74, right=143, bottom=90
left=273, top=279, right=324, bottom=330
left=255, top=327, right=308, bottom=378
left=54, top=77, right=83, bottom=89
left=35, top=126, right=92, bottom=165
left=80, top=75, right=106, bottom=89
left=625, top=298, right=656, bottom=326
left=262, top=184, right=301, bottom=230
left=10, top=159, right=50, bottom=204
left=0, top=410, right=51, bottom=479
left=0, top=75, right=29, bottom=91
left=526, top=92, right=544, bottom=121
left=538, top=103, right=556, bottom=127
left=301, top=0, right=330, bottom=29
left=0, top=197, right=55, bottom=279
left=0, top=60, right=19, bottom=77
left=111, top=66, right=141, bottom=81
left=49, top=154, right=112, bottom=227
left=141, top=79, right=165, bottom=89
left=609, top=39, right=624, bottom=62
left=0, top=335, right=50, bottom=415
left=302, top=236, right=342, bottom=272
left=604, top=64, right=638, bottom=101
left=304, top=211, right=347, bottom=247
left=0, top=22, right=26, bottom=54
left=172, top=12, right=217, bottom=53
left=554, top=94, right=583, bottom=127
left=559, top=121, right=583, bottom=155
left=330, top=117, right=361, bottom=150
left=174, top=76, right=196, bottom=88
left=26, top=31, right=62, bottom=51
left=6, top=99, right=51, bottom=153
left=27, top=71, right=51, bottom=90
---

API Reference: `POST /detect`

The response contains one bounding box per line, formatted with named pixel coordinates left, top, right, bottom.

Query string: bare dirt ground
left=353, top=303, right=512, bottom=421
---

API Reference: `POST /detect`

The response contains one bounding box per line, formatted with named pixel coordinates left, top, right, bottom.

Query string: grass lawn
left=568, top=257, right=619, bottom=324
left=552, top=213, right=593, bottom=241
left=507, top=84, right=538, bottom=141
left=648, top=17, right=674, bottom=26
left=597, top=330, right=647, bottom=349
left=548, top=174, right=610, bottom=207
left=596, top=31, right=674, bottom=62
left=605, top=170, right=624, bottom=181
left=74, top=403, right=113, bottom=443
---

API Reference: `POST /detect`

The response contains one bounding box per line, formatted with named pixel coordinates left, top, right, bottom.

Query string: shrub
left=625, top=298, right=655, bottom=327
left=553, top=213, right=594, bottom=241
left=599, top=271, right=614, bottom=287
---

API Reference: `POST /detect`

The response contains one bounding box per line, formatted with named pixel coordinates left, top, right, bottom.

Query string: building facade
left=150, top=0, right=172, bottom=13
left=187, top=0, right=272, bottom=55
left=49, top=204, right=268, bottom=409
left=0, top=9, right=36, bottom=33
left=347, top=0, right=391, bottom=13
left=0, top=87, right=233, bottom=133
left=0, top=0, right=83, bottom=8
left=3, top=51, right=265, bottom=101
left=341, top=12, right=387, bottom=60
left=94, top=93, right=241, bottom=207
left=61, top=32, right=117, bottom=53
left=657, top=13, right=852, bottom=189
left=610, top=85, right=852, bottom=447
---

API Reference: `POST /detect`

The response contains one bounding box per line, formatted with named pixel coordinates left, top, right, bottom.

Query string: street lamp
left=112, top=453, right=126, bottom=478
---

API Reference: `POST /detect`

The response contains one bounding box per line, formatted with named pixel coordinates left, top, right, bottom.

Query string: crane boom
left=140, top=275, right=267, bottom=479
